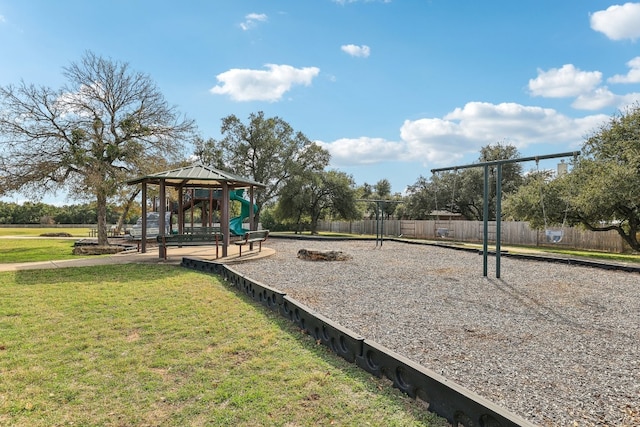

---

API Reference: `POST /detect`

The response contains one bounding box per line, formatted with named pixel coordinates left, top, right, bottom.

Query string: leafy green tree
left=450, top=143, right=523, bottom=220
left=274, top=174, right=312, bottom=233
left=276, top=170, right=360, bottom=234
left=195, top=111, right=330, bottom=228
left=0, top=202, right=14, bottom=223
left=565, top=105, right=640, bottom=250
left=405, top=143, right=523, bottom=221
left=504, top=105, right=640, bottom=251
left=403, top=176, right=435, bottom=219
left=374, top=179, right=402, bottom=219
left=502, top=168, right=569, bottom=228
left=0, top=51, right=195, bottom=244
left=359, top=179, right=402, bottom=219
left=375, top=179, right=392, bottom=197
left=53, top=203, right=92, bottom=224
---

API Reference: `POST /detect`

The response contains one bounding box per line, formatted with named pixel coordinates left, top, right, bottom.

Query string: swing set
left=358, top=198, right=404, bottom=247
left=431, top=150, right=579, bottom=278
left=432, top=168, right=459, bottom=239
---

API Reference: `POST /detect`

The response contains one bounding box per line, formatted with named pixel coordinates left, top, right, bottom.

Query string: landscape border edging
left=181, top=257, right=537, bottom=427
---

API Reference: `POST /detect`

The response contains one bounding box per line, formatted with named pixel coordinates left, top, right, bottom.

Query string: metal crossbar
left=430, top=151, right=580, bottom=277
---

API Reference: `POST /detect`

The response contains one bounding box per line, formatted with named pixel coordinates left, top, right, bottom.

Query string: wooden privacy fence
left=318, top=220, right=629, bottom=253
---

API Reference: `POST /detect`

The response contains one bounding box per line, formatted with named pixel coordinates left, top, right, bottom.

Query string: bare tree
left=0, top=52, right=196, bottom=245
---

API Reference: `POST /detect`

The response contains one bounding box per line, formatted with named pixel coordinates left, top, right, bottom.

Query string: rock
left=297, top=249, right=352, bottom=261
left=40, top=232, right=73, bottom=237
left=72, top=246, right=124, bottom=255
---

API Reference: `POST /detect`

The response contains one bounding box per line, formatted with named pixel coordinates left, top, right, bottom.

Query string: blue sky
left=2, top=0, right=640, bottom=203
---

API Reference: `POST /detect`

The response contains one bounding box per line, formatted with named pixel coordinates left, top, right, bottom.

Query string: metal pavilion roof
left=127, top=163, right=266, bottom=189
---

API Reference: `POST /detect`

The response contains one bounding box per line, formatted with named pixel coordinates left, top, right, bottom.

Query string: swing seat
left=545, top=229, right=563, bottom=243
left=436, top=228, right=450, bottom=238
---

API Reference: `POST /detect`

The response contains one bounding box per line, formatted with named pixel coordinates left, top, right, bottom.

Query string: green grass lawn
left=0, top=227, right=93, bottom=237
left=0, top=264, right=446, bottom=427
left=0, top=227, right=102, bottom=263
left=529, top=247, right=640, bottom=263
left=0, top=239, right=83, bottom=263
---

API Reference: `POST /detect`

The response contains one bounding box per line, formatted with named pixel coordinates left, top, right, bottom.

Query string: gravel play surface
left=229, top=238, right=640, bottom=427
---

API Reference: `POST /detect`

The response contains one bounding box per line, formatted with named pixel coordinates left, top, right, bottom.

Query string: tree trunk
left=615, top=225, right=640, bottom=252
left=96, top=189, right=109, bottom=246
left=580, top=217, right=640, bottom=252
left=115, top=189, right=140, bottom=234
left=310, top=215, right=319, bottom=235
left=252, top=211, right=260, bottom=230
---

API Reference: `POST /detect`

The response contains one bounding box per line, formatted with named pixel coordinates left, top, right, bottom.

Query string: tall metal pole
left=375, top=203, right=380, bottom=246
left=496, top=164, right=503, bottom=278
left=379, top=202, right=384, bottom=247
left=483, top=165, right=489, bottom=277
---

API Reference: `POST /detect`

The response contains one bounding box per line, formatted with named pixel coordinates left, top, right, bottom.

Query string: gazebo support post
left=158, top=180, right=166, bottom=259
left=220, top=182, right=230, bottom=257
left=209, top=189, right=214, bottom=227
left=141, top=181, right=147, bottom=254
left=249, top=186, right=255, bottom=231
left=178, top=186, right=184, bottom=234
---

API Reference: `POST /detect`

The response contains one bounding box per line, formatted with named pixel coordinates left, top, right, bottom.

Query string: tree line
left=0, top=201, right=132, bottom=225
left=1, top=52, right=639, bottom=251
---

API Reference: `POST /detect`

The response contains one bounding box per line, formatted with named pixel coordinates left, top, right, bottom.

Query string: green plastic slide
left=229, top=189, right=258, bottom=236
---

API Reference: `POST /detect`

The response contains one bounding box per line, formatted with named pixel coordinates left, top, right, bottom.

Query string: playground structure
left=127, top=164, right=266, bottom=258
left=180, top=188, right=258, bottom=236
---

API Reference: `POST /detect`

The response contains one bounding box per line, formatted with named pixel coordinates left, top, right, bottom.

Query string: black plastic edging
left=181, top=257, right=537, bottom=427
left=388, top=237, right=640, bottom=274
left=357, top=339, right=535, bottom=427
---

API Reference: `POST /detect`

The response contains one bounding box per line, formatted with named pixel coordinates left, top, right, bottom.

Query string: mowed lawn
left=0, top=228, right=94, bottom=263
left=0, top=264, right=446, bottom=427
left=0, top=239, right=81, bottom=263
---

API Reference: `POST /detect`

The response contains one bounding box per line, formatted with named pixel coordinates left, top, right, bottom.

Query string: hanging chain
left=536, top=158, right=549, bottom=230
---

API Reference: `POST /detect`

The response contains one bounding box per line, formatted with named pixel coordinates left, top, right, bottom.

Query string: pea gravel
left=228, top=238, right=640, bottom=427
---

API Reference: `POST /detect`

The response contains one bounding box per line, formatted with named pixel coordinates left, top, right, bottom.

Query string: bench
left=183, top=226, right=220, bottom=234
left=234, top=230, right=269, bottom=257
left=157, top=233, right=223, bottom=259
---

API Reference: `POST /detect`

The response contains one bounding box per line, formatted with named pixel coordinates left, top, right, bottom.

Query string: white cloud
left=0, top=15, right=6, bottom=23
left=316, top=137, right=406, bottom=166
left=590, top=2, right=640, bottom=41
left=528, top=64, right=602, bottom=98
left=608, top=56, right=640, bottom=83
left=240, top=13, right=267, bottom=31
left=571, top=87, right=618, bottom=110
left=341, top=44, right=371, bottom=58
left=210, top=64, right=320, bottom=102
left=320, top=102, right=609, bottom=169
left=568, top=86, right=640, bottom=111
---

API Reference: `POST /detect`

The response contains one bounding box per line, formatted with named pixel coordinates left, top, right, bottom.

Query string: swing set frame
left=358, top=198, right=404, bottom=247
left=431, top=150, right=579, bottom=278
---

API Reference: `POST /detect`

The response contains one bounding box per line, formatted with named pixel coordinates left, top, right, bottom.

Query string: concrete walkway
left=0, top=243, right=275, bottom=272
